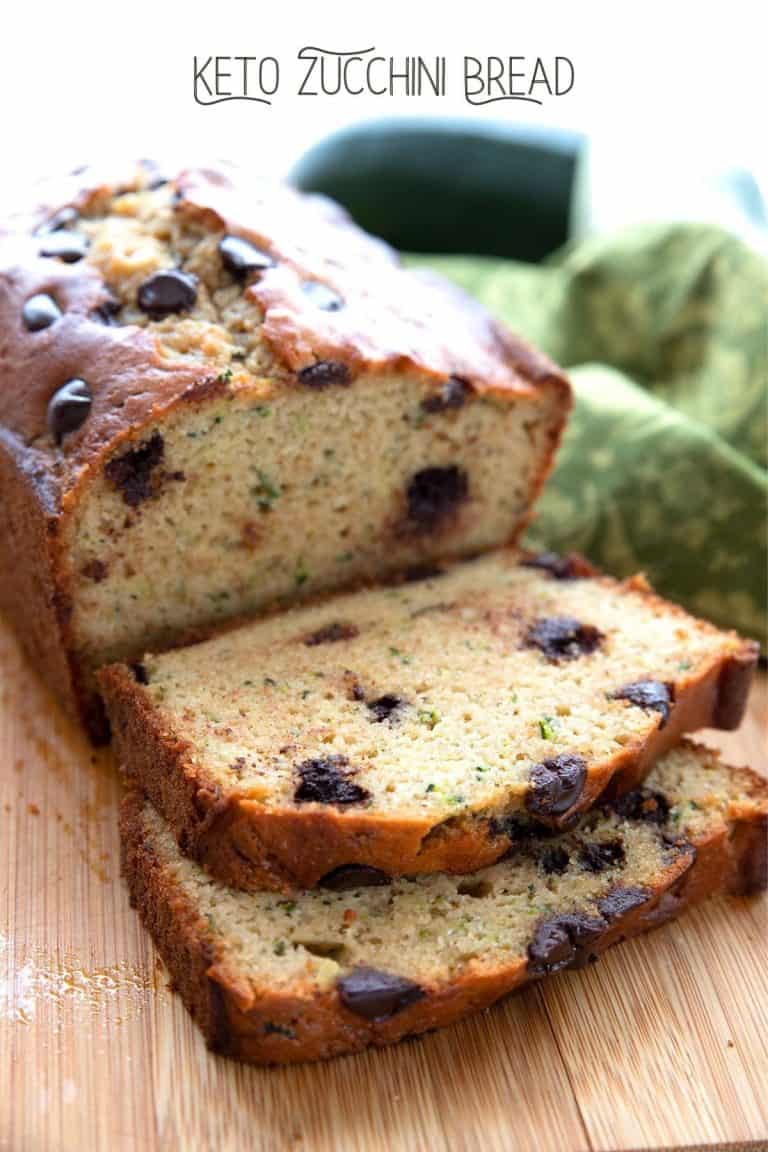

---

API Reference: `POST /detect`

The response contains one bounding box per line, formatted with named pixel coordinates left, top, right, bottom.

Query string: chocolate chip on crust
left=527, top=912, right=606, bottom=975
left=521, top=552, right=589, bottom=580
left=525, top=616, right=603, bottom=662
left=47, top=379, right=92, bottom=444
left=218, top=235, right=274, bottom=277
left=130, top=662, right=149, bottom=685
left=610, top=679, right=672, bottom=727
left=579, top=838, right=625, bottom=873
left=597, top=886, right=651, bottom=920
left=337, top=967, right=425, bottom=1021
left=22, top=293, right=62, bottom=331
left=91, top=295, right=122, bottom=326
left=609, top=787, right=670, bottom=825
left=137, top=270, right=197, bottom=318
left=297, top=360, right=352, bottom=389
left=105, top=432, right=165, bottom=507
left=319, top=864, right=392, bottom=890
left=294, top=754, right=370, bottom=806
left=304, top=621, right=359, bottom=646
left=301, top=280, right=344, bottom=311
left=38, top=231, right=89, bottom=263
left=366, top=694, right=405, bottom=724
left=526, top=753, right=587, bottom=819
left=406, top=466, right=469, bottom=530
left=421, top=376, right=471, bottom=414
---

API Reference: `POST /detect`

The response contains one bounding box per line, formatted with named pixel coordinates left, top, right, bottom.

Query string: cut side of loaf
left=121, top=741, right=768, bottom=1065
left=0, top=162, right=569, bottom=737
left=102, top=550, right=758, bottom=889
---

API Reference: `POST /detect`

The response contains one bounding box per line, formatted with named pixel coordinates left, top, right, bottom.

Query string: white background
left=2, top=0, right=764, bottom=212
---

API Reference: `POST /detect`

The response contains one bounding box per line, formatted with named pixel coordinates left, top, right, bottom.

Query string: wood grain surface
left=0, top=615, right=766, bottom=1152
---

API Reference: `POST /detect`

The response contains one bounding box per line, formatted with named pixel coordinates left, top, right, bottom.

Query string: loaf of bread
left=121, top=741, right=768, bottom=1065
left=0, top=161, right=570, bottom=737
left=101, top=549, right=757, bottom=890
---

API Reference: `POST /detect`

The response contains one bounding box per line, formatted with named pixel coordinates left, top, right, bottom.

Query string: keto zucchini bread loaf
left=101, top=550, right=757, bottom=890
left=0, top=160, right=570, bottom=738
left=121, top=741, right=768, bottom=1065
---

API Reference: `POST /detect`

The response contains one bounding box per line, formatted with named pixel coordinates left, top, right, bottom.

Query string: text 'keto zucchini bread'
left=121, top=741, right=768, bottom=1065
left=0, top=160, right=570, bottom=737
left=101, top=550, right=757, bottom=890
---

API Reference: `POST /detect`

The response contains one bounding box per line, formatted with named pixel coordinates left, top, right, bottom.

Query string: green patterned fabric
left=412, top=224, right=767, bottom=645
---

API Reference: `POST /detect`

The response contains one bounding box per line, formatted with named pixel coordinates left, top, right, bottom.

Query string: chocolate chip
left=610, top=680, right=672, bottom=727
left=304, top=622, right=359, bottom=646
left=406, top=466, right=469, bottom=530
left=22, top=293, right=62, bottom=332
left=218, top=234, right=274, bottom=277
left=527, top=913, right=605, bottom=975
left=524, top=616, right=603, bottom=662
left=366, top=694, right=404, bottom=723
left=137, top=270, right=197, bottom=318
left=421, top=376, right=471, bottom=414
left=36, top=206, right=78, bottom=234
left=526, top=753, right=587, bottom=819
left=521, top=552, right=589, bottom=580
left=297, top=360, right=352, bottom=389
left=597, top=886, right=650, bottom=920
left=337, top=967, right=424, bottom=1021
left=38, top=231, right=89, bottom=263
left=579, top=838, right=625, bottom=873
left=47, top=379, right=92, bottom=444
left=104, top=432, right=165, bottom=507
left=319, top=864, right=391, bottom=890
left=540, top=845, right=570, bottom=874
left=301, top=280, right=343, bottom=311
left=294, top=754, right=370, bottom=807
left=130, top=662, right=149, bottom=685
left=91, top=296, right=122, bottom=326
left=610, top=787, right=670, bottom=825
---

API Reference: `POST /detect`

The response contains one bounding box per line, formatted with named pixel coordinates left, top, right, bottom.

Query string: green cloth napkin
left=413, top=224, right=767, bottom=646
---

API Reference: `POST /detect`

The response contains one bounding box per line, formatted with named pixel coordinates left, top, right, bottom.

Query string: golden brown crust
left=0, top=162, right=569, bottom=499
left=101, top=608, right=758, bottom=891
left=0, top=162, right=570, bottom=736
left=119, top=774, right=768, bottom=1065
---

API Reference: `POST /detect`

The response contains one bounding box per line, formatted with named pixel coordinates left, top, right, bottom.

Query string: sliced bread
left=121, top=741, right=768, bottom=1064
left=102, top=550, right=758, bottom=889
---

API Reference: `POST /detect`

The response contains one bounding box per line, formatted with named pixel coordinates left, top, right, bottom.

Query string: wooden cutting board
left=1, top=615, right=766, bottom=1152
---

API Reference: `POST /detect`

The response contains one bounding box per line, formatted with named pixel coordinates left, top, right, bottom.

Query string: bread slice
left=101, top=550, right=757, bottom=889
left=121, top=741, right=768, bottom=1065
left=0, top=162, right=569, bottom=737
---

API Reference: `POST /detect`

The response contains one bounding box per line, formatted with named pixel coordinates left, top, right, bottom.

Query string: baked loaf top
left=102, top=550, right=758, bottom=888
left=0, top=159, right=565, bottom=508
left=121, top=741, right=768, bottom=1064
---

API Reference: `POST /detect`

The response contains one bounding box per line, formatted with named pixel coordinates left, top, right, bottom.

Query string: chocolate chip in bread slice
left=101, top=549, right=758, bottom=889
